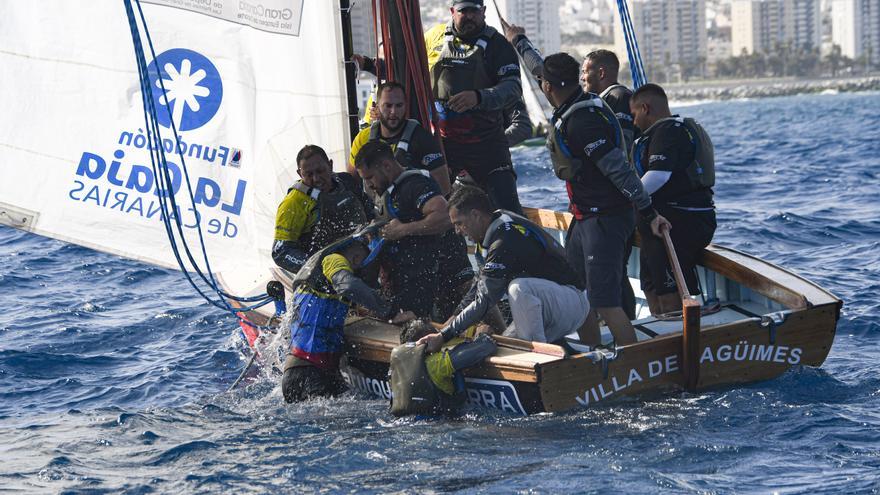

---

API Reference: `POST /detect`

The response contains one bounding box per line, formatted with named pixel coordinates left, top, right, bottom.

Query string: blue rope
left=615, top=0, right=648, bottom=88
left=122, top=0, right=276, bottom=326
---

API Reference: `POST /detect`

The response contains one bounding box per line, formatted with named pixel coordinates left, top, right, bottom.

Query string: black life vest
left=633, top=116, right=715, bottom=190
left=375, top=169, right=432, bottom=221
left=293, top=174, right=367, bottom=256
left=546, top=93, right=624, bottom=181
left=430, top=24, right=496, bottom=102
left=483, top=210, right=583, bottom=290
left=368, top=119, right=420, bottom=169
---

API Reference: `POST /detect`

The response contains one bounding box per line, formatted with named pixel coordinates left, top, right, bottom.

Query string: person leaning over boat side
left=629, top=83, right=716, bottom=315
left=538, top=53, right=669, bottom=347
left=282, top=239, right=412, bottom=402
left=417, top=186, right=589, bottom=351
left=348, top=81, right=473, bottom=322
left=581, top=49, right=640, bottom=320
left=272, top=145, right=370, bottom=274
left=354, top=141, right=451, bottom=319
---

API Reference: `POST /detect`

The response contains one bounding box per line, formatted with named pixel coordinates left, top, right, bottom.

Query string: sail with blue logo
left=0, top=1, right=352, bottom=305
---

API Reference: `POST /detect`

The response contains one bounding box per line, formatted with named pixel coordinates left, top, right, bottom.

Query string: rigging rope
left=615, top=0, right=648, bottom=88
left=122, top=0, right=275, bottom=323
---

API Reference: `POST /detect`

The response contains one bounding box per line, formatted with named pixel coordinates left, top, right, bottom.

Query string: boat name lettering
left=347, top=372, right=393, bottom=399
left=700, top=342, right=802, bottom=365
left=575, top=354, right=678, bottom=407
left=118, top=129, right=241, bottom=168
left=344, top=370, right=527, bottom=415
left=464, top=378, right=527, bottom=416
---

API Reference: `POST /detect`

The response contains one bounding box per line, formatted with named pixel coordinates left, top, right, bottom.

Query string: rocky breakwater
left=666, top=76, right=880, bottom=102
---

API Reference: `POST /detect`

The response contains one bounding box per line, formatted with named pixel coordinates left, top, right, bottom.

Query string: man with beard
left=354, top=141, right=452, bottom=318
left=349, top=81, right=472, bottom=322
left=272, top=145, right=370, bottom=275
left=349, top=81, right=452, bottom=196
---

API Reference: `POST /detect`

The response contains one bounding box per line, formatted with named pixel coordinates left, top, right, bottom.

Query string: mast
left=340, top=0, right=362, bottom=140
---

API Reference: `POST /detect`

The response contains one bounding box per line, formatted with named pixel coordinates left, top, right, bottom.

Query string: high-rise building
left=831, top=0, right=880, bottom=64
left=614, top=0, right=707, bottom=79
left=349, top=0, right=378, bottom=56
left=730, top=0, right=821, bottom=55
left=495, top=0, right=561, bottom=55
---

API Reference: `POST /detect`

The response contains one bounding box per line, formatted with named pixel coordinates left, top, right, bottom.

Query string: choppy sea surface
left=2, top=92, right=879, bottom=494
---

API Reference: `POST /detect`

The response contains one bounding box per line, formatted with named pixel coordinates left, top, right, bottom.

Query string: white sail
left=483, top=1, right=551, bottom=131
left=0, top=1, right=351, bottom=301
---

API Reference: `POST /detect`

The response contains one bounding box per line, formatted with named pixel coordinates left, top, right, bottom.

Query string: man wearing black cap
left=538, top=53, right=669, bottom=347
left=424, top=0, right=524, bottom=213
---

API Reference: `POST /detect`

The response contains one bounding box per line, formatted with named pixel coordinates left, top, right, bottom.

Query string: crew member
left=581, top=49, right=638, bottom=157
left=354, top=141, right=452, bottom=318
left=272, top=145, right=370, bottom=274
left=418, top=186, right=588, bottom=351
left=349, top=81, right=452, bottom=195
left=630, top=83, right=716, bottom=315
left=581, top=49, right=639, bottom=319
left=425, top=0, right=524, bottom=213
left=282, top=237, right=412, bottom=402
left=348, top=81, right=472, bottom=321
left=538, top=53, right=668, bottom=347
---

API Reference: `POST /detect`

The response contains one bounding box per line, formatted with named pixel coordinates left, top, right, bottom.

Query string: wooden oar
left=660, top=225, right=702, bottom=391
left=490, top=334, right=568, bottom=358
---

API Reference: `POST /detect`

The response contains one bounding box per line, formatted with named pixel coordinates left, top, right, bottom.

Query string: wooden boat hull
left=339, top=297, right=837, bottom=414
left=239, top=208, right=841, bottom=415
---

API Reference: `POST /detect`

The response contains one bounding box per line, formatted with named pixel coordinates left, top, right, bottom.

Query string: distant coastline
left=665, top=75, right=880, bottom=103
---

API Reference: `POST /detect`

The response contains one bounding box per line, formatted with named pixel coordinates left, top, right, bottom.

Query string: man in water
left=354, top=141, right=452, bottom=318
left=629, top=83, right=716, bottom=314
left=536, top=53, right=668, bottom=347
left=282, top=238, right=411, bottom=402
left=272, top=145, right=370, bottom=274
left=417, top=186, right=589, bottom=350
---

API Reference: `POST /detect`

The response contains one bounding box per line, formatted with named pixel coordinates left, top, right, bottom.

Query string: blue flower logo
left=147, top=49, right=223, bottom=131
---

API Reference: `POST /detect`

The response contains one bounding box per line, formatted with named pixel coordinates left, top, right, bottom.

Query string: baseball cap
left=451, top=0, right=484, bottom=10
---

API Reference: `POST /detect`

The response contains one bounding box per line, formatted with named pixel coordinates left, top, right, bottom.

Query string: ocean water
left=2, top=92, right=879, bottom=494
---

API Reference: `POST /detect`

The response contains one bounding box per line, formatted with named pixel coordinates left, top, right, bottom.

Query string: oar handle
left=659, top=224, right=701, bottom=391
left=660, top=224, right=692, bottom=301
